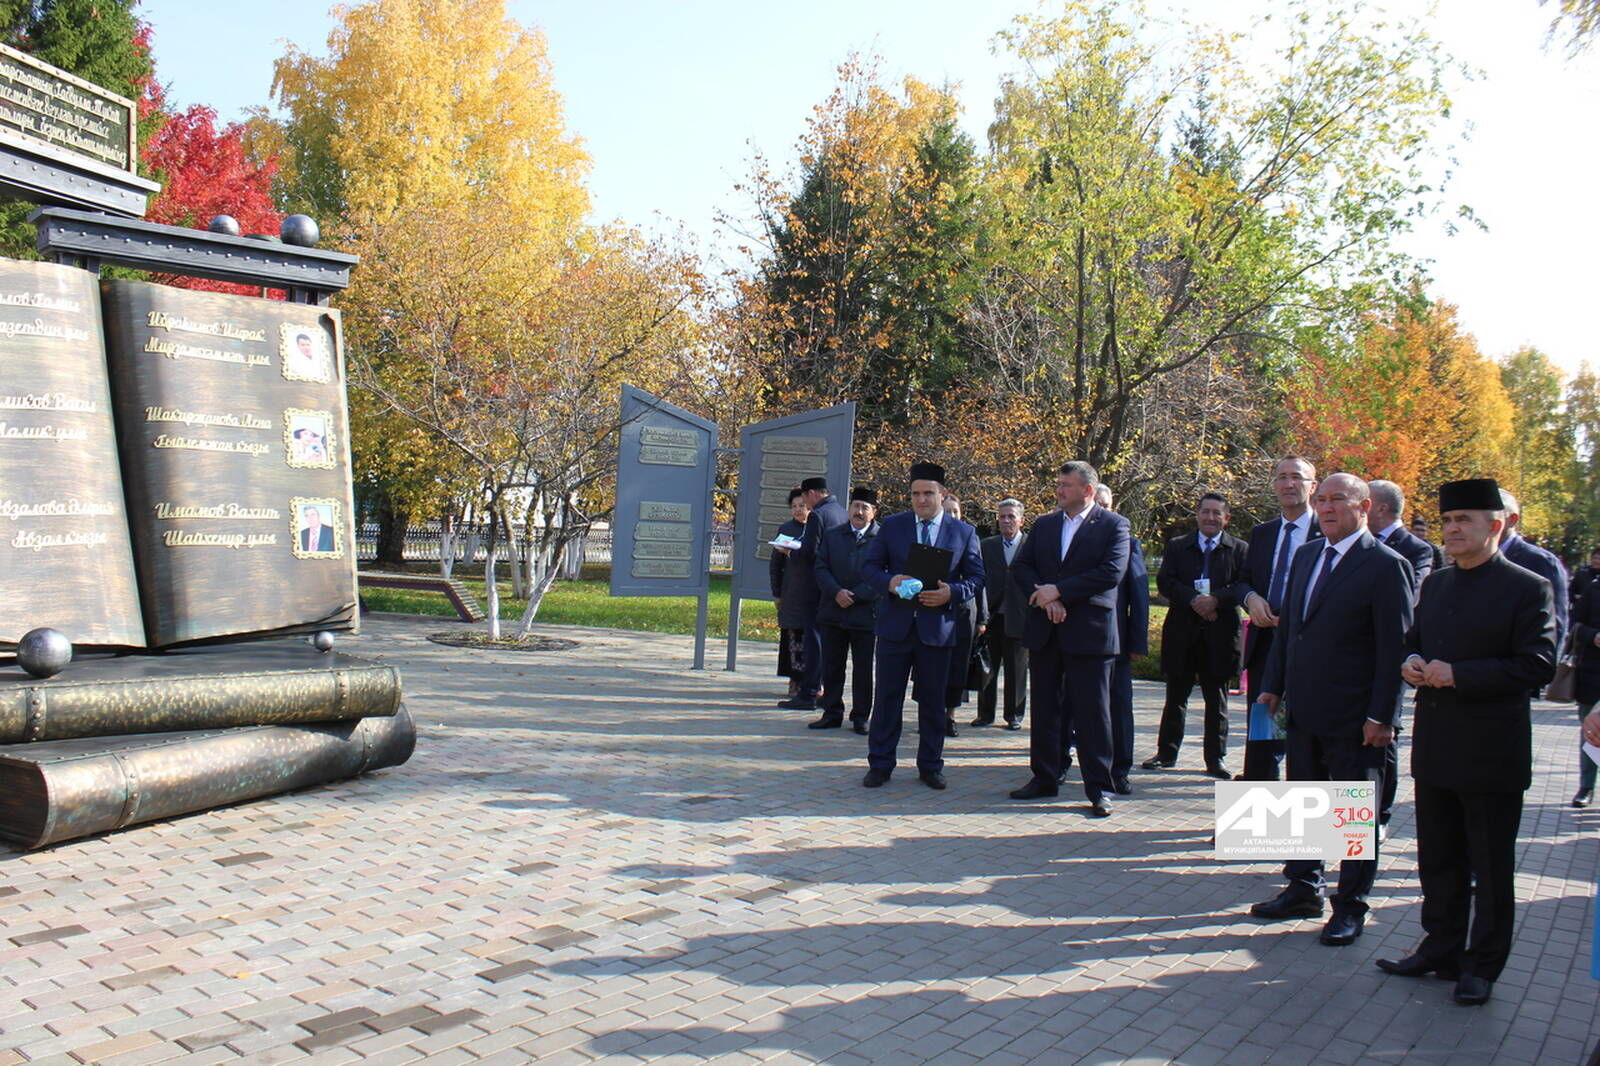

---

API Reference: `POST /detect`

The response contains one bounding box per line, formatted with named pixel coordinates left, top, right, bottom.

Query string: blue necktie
left=1200, top=538, right=1213, bottom=579
left=1267, top=523, right=1297, bottom=611
left=919, top=520, right=931, bottom=546
left=1304, top=545, right=1339, bottom=618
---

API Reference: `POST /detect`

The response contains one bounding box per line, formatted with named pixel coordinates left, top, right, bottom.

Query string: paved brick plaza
left=2, top=615, right=1596, bottom=1065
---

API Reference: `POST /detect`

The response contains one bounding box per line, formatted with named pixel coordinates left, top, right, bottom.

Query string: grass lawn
left=361, top=567, right=1172, bottom=679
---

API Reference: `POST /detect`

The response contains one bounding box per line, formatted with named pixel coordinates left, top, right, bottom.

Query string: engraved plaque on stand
left=610, top=386, right=717, bottom=597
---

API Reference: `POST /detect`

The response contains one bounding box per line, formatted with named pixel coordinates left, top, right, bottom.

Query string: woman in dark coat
left=771, top=489, right=810, bottom=696
left=1569, top=586, right=1600, bottom=806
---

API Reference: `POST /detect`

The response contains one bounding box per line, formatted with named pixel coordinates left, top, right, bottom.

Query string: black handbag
left=965, top=640, right=993, bottom=691
left=1547, top=633, right=1579, bottom=703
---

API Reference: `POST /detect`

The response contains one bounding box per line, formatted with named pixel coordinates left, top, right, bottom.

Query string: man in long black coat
left=809, top=487, right=882, bottom=733
left=780, top=476, right=849, bottom=710
left=1248, top=473, right=1413, bottom=948
left=1377, top=478, right=1556, bottom=1006
left=1144, top=492, right=1247, bottom=778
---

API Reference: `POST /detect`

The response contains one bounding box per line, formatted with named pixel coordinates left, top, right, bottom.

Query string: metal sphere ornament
left=17, top=627, right=72, bottom=678
left=312, top=630, right=336, bottom=653
left=207, top=214, right=241, bottom=237
left=280, top=214, right=320, bottom=247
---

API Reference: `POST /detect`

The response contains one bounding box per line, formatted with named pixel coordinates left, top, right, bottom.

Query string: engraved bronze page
left=100, top=281, right=358, bottom=646
left=0, top=259, right=144, bottom=646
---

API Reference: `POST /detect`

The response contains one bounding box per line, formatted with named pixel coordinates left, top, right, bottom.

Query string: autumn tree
left=978, top=0, right=1465, bottom=501
left=1565, top=362, right=1600, bottom=551
left=1499, top=346, right=1579, bottom=552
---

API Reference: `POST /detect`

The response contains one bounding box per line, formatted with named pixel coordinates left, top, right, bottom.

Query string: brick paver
left=1, top=615, right=1595, bottom=1064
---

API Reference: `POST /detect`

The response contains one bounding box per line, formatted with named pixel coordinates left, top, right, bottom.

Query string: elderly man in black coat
left=809, top=487, right=882, bottom=734
left=1571, top=585, right=1600, bottom=808
left=1248, top=473, right=1414, bottom=948
left=1377, top=478, right=1556, bottom=1006
left=778, top=476, right=849, bottom=711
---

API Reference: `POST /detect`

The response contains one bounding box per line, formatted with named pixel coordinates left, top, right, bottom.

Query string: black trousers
left=975, top=616, right=1027, bottom=723
left=818, top=625, right=874, bottom=723
left=797, top=623, right=824, bottom=699
left=1414, top=780, right=1524, bottom=980
left=1240, top=635, right=1284, bottom=781
left=1029, top=644, right=1113, bottom=800
left=1380, top=734, right=1401, bottom=825
left=1109, top=654, right=1135, bottom=781
left=1155, top=637, right=1229, bottom=767
left=866, top=634, right=953, bottom=774
left=1281, top=727, right=1385, bottom=914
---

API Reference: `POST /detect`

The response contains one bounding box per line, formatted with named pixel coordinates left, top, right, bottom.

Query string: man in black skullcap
left=1376, top=478, right=1557, bottom=1006
left=777, top=476, right=848, bottom=710
left=809, top=487, right=882, bottom=734
left=860, top=462, right=985, bottom=789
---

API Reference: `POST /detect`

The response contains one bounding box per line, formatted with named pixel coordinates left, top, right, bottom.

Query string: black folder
left=906, top=542, right=954, bottom=588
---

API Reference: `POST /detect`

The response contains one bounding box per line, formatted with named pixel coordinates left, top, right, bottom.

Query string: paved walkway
left=2, top=615, right=1596, bottom=1065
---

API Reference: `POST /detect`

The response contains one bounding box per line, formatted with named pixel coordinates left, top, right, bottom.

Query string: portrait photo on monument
left=290, top=497, right=342, bottom=558
left=279, top=323, right=332, bottom=384
left=284, top=408, right=335, bottom=469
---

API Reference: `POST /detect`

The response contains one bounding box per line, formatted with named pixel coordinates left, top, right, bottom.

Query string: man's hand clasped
left=1402, top=654, right=1454, bottom=689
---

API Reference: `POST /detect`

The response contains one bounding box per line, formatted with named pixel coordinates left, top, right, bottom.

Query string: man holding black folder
left=860, top=462, right=985, bottom=790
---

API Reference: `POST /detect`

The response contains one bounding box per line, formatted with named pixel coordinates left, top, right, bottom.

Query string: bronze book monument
left=0, top=48, right=413, bottom=848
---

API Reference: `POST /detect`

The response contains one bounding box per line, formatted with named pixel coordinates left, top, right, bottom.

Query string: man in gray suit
left=1247, top=473, right=1414, bottom=947
left=973, top=498, right=1028, bottom=729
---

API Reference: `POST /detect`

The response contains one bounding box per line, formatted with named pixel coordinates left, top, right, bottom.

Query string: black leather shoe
left=944, top=719, right=958, bottom=738
left=1010, top=779, right=1059, bottom=800
left=969, top=716, right=993, bottom=727
left=1376, top=953, right=1460, bottom=980
left=862, top=768, right=891, bottom=788
left=1204, top=764, right=1232, bottom=780
left=1453, top=973, right=1492, bottom=1005
left=807, top=715, right=843, bottom=729
left=1112, top=777, right=1132, bottom=795
left=919, top=770, right=947, bottom=790
left=778, top=697, right=816, bottom=710
left=1319, top=911, right=1364, bottom=946
left=1250, top=892, right=1324, bottom=920
left=1141, top=757, right=1173, bottom=770
left=1003, top=719, right=1021, bottom=731
left=1090, top=795, right=1112, bottom=818
left=1573, top=789, right=1592, bottom=809
left=851, top=720, right=868, bottom=735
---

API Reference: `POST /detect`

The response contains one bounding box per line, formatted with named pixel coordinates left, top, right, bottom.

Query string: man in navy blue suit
left=1497, top=489, right=1568, bottom=655
left=1010, top=461, right=1130, bottom=817
left=1248, top=473, right=1414, bottom=947
left=861, top=462, right=986, bottom=790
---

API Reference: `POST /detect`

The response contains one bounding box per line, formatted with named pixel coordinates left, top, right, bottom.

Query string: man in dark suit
left=1497, top=489, right=1568, bottom=653
left=1378, top=478, right=1556, bottom=1005
left=1096, top=483, right=1149, bottom=795
left=1144, top=493, right=1247, bottom=779
left=1009, top=460, right=1130, bottom=817
left=1367, top=479, right=1434, bottom=838
left=809, top=487, right=881, bottom=734
left=1409, top=515, right=1445, bottom=571
left=973, top=498, right=1028, bottom=729
left=779, top=476, right=849, bottom=711
left=1248, top=473, right=1414, bottom=947
left=1228, top=456, right=1322, bottom=781
left=300, top=506, right=334, bottom=552
left=860, top=462, right=985, bottom=790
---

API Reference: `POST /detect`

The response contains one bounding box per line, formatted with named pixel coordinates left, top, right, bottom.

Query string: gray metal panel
left=0, top=137, right=158, bottom=217
left=29, top=208, right=357, bottom=293
left=731, top=403, right=856, bottom=601
left=609, top=386, right=717, bottom=598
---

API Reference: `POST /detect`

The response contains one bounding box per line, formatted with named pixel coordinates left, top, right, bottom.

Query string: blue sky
left=141, top=0, right=1598, bottom=378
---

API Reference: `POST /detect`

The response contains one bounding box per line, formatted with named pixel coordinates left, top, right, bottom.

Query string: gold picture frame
left=289, top=496, right=343, bottom=559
